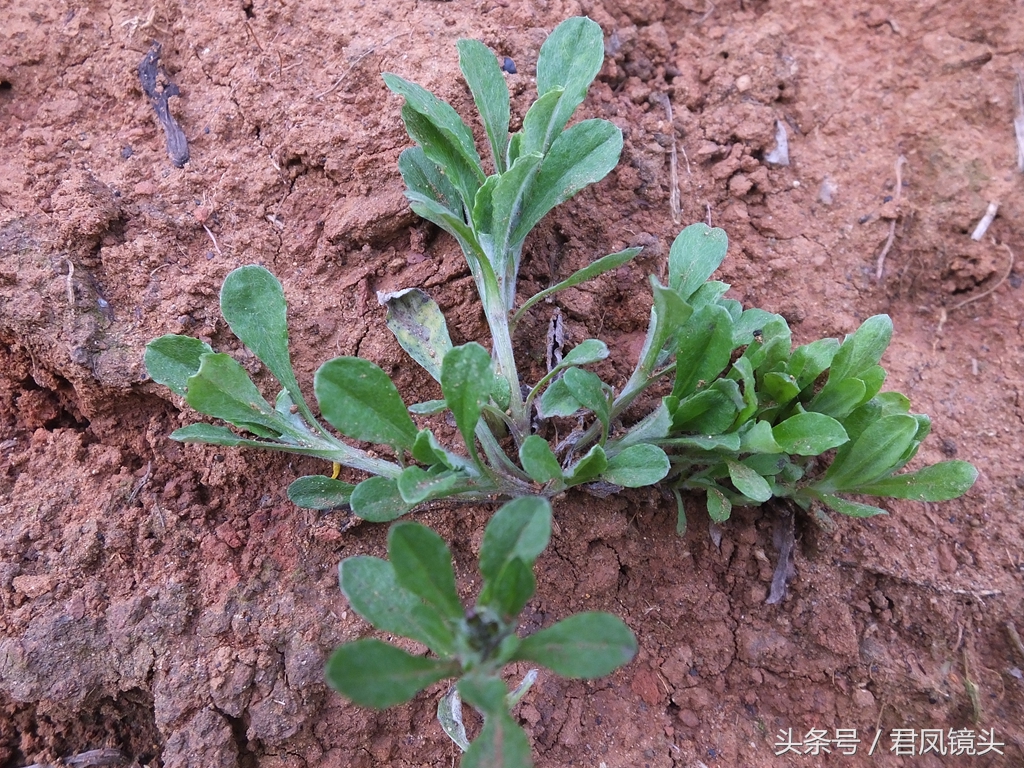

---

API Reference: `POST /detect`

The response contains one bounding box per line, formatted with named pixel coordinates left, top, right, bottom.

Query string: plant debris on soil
left=1, top=1, right=1022, bottom=766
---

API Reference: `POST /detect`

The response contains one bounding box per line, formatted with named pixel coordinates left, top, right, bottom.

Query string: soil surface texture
left=2, top=1, right=1023, bottom=766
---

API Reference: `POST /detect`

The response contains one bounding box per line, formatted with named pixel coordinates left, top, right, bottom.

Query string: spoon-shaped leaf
left=314, top=357, right=417, bottom=449
left=326, top=639, right=457, bottom=709
left=511, top=612, right=637, bottom=679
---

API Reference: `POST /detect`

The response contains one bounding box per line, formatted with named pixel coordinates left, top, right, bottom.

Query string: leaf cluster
left=142, top=17, right=977, bottom=768
left=327, top=497, right=636, bottom=767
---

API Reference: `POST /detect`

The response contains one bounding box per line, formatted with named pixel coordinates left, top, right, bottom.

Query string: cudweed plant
left=145, top=16, right=975, bottom=525
left=143, top=16, right=977, bottom=765
left=327, top=496, right=636, bottom=766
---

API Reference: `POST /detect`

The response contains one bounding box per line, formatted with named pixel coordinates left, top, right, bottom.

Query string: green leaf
left=561, top=367, right=610, bottom=435
left=486, top=558, right=537, bottom=620
left=668, top=223, right=729, bottom=300
left=706, top=486, right=732, bottom=522
left=658, top=432, right=741, bottom=452
left=731, top=354, right=758, bottom=427
left=519, top=435, right=564, bottom=484
left=398, top=147, right=463, bottom=214
left=384, top=74, right=484, bottom=206
left=516, top=87, right=562, bottom=160
left=689, top=280, right=731, bottom=309
left=857, top=364, right=887, bottom=404
left=808, top=377, right=867, bottom=420
left=630, top=279, right=693, bottom=379
left=388, top=522, right=464, bottom=621
left=564, top=444, right=608, bottom=485
left=144, top=334, right=214, bottom=396
left=602, top=444, right=670, bottom=487
left=762, top=371, right=800, bottom=406
left=669, top=381, right=739, bottom=434
left=170, top=423, right=262, bottom=447
left=340, top=556, right=456, bottom=655
left=772, top=412, right=849, bottom=456
left=752, top=319, right=793, bottom=376
left=184, top=353, right=286, bottom=435
left=828, top=315, right=893, bottom=383
left=325, top=639, right=456, bottom=709
left=275, top=390, right=310, bottom=433
left=817, top=414, right=920, bottom=492
left=733, top=348, right=757, bottom=428
left=536, top=16, right=604, bottom=102
left=441, top=343, right=493, bottom=457
left=851, top=461, right=978, bottom=501
left=739, top=420, right=783, bottom=454
left=287, top=475, right=355, bottom=509
left=818, top=494, right=888, bottom=518
left=457, top=39, right=511, bottom=173
left=314, top=357, right=417, bottom=449
left=673, top=304, right=736, bottom=398
left=561, top=339, right=610, bottom=368
left=672, top=488, right=687, bottom=536
left=512, top=612, right=637, bottom=679
left=350, top=477, right=415, bottom=522
left=396, top=466, right=461, bottom=505
left=511, top=119, right=622, bottom=248
left=537, top=377, right=580, bottom=418
left=514, top=249, right=640, bottom=324
left=742, top=453, right=789, bottom=478
left=611, top=400, right=671, bottom=450
left=401, top=102, right=483, bottom=211
left=220, top=266, right=306, bottom=414
left=789, top=337, right=840, bottom=390
left=485, top=152, right=544, bottom=274
left=726, top=459, right=772, bottom=503
left=479, top=496, right=552, bottom=583
left=732, top=308, right=779, bottom=346
left=406, top=191, right=478, bottom=251
left=409, top=399, right=447, bottom=415
left=535, top=16, right=605, bottom=142
left=380, top=288, right=453, bottom=383
left=457, top=672, right=509, bottom=718
left=459, top=685, right=534, bottom=768
left=412, top=429, right=470, bottom=471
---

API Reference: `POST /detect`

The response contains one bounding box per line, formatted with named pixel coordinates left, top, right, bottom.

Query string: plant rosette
left=326, top=496, right=636, bottom=767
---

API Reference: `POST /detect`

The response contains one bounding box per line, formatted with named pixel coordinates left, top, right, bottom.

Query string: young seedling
left=326, top=496, right=637, bottom=767
left=145, top=16, right=976, bottom=528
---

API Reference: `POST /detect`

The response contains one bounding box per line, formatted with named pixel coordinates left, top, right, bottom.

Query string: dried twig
left=962, top=647, right=983, bottom=723
left=65, top=259, right=76, bottom=307
left=1014, top=69, right=1024, bottom=172
left=656, top=93, right=682, bottom=225
left=970, top=201, right=999, bottom=241
left=950, top=242, right=1015, bottom=312
left=766, top=505, right=796, bottom=604
left=125, top=461, right=153, bottom=507
left=203, top=224, right=223, bottom=256
left=1007, top=621, right=1024, bottom=664
left=874, top=154, right=906, bottom=280
left=856, top=563, right=1002, bottom=600
left=26, top=748, right=128, bottom=768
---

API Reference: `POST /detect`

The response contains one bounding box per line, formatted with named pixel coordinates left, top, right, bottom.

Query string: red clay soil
left=2, top=1, right=1023, bottom=766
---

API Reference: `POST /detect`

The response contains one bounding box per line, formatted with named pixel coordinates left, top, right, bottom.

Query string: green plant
left=144, top=16, right=975, bottom=528
left=143, top=15, right=978, bottom=764
left=327, top=496, right=636, bottom=767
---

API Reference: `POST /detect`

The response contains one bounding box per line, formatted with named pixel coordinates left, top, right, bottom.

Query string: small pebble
left=502, top=56, right=517, bottom=74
